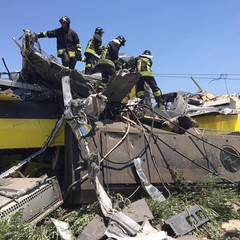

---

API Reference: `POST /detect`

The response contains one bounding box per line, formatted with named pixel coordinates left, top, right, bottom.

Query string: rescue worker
left=37, top=16, right=82, bottom=69
left=84, top=27, right=105, bottom=75
left=135, top=50, right=163, bottom=107
left=96, top=35, right=126, bottom=92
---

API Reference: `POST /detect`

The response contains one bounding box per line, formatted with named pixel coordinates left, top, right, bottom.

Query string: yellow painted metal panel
left=194, top=114, right=240, bottom=132
left=121, top=85, right=136, bottom=103
left=0, top=118, right=65, bottom=149
left=0, top=93, right=22, bottom=101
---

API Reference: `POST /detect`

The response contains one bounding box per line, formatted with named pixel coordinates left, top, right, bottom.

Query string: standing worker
left=96, top=35, right=126, bottom=92
left=135, top=50, right=163, bottom=107
left=84, top=27, right=105, bottom=75
left=37, top=16, right=83, bottom=69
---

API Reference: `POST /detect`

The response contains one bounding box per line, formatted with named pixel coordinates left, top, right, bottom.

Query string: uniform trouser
left=97, top=63, right=116, bottom=91
left=84, top=53, right=99, bottom=75
left=61, top=52, right=77, bottom=70
left=137, top=76, right=162, bottom=103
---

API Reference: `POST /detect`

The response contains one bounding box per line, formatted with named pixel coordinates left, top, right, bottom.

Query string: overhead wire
left=154, top=73, right=240, bottom=81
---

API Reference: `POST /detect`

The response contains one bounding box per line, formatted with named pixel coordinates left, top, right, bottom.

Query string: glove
left=76, top=51, right=82, bottom=61
left=114, top=60, right=122, bottom=70
left=37, top=32, right=44, bottom=38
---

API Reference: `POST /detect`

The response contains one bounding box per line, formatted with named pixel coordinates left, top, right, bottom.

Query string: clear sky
left=1, top=0, right=240, bottom=96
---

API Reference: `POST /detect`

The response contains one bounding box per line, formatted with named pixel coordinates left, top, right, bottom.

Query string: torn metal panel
left=105, top=219, right=173, bottom=239
left=0, top=92, right=65, bottom=150
left=134, top=157, right=166, bottom=202
left=0, top=176, right=63, bottom=223
left=162, top=91, right=190, bottom=115
left=24, top=49, right=91, bottom=97
left=163, top=91, right=240, bottom=118
left=0, top=77, right=48, bottom=92
left=76, top=214, right=106, bottom=240
left=102, top=70, right=141, bottom=104
left=62, top=75, right=73, bottom=107
left=90, top=121, right=240, bottom=186
left=105, top=228, right=173, bottom=240
left=51, top=218, right=74, bottom=240
left=0, top=115, right=64, bottom=178
left=95, top=176, right=142, bottom=236
left=122, top=199, right=154, bottom=223
left=203, top=97, right=230, bottom=107
left=77, top=200, right=159, bottom=240
left=61, top=75, right=91, bottom=160
left=19, top=30, right=93, bottom=98
left=83, top=93, right=107, bottom=119
left=176, top=236, right=204, bottom=240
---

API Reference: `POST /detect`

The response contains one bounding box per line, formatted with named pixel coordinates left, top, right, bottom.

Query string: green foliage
left=0, top=203, right=98, bottom=240
left=0, top=211, right=56, bottom=240
left=146, top=176, right=240, bottom=239
left=0, top=177, right=239, bottom=240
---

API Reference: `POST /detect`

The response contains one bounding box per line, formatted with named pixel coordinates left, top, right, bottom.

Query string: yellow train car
left=193, top=113, right=240, bottom=134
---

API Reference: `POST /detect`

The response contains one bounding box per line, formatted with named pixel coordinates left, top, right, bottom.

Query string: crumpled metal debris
left=94, top=176, right=176, bottom=239
left=122, top=199, right=154, bottom=222
left=134, top=157, right=166, bottom=202
left=51, top=218, right=74, bottom=240
left=0, top=115, right=64, bottom=178
left=95, top=176, right=142, bottom=236
left=83, top=93, right=107, bottom=119
left=105, top=226, right=173, bottom=240
left=222, top=219, right=240, bottom=237
left=76, top=214, right=106, bottom=240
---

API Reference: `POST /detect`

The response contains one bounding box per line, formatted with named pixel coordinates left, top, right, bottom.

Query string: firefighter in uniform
left=37, top=16, right=82, bottom=69
left=96, top=35, right=126, bottom=92
left=84, top=27, right=104, bottom=75
left=135, top=50, right=163, bottom=107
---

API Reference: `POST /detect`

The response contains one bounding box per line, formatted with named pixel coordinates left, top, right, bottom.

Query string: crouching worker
left=96, top=35, right=126, bottom=92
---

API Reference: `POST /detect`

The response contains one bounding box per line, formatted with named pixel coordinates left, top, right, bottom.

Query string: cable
left=64, top=121, right=131, bottom=200
left=144, top=104, right=240, bottom=160
left=144, top=125, right=237, bottom=185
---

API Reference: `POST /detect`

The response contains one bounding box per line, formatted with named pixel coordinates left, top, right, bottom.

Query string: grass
left=0, top=176, right=239, bottom=240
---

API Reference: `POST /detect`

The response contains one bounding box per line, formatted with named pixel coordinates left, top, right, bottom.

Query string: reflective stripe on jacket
left=136, top=57, right=154, bottom=77
left=38, top=27, right=81, bottom=58
left=84, top=33, right=103, bottom=56
left=98, top=40, right=120, bottom=67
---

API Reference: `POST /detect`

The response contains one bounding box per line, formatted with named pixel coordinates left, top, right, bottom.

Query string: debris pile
left=0, top=30, right=240, bottom=240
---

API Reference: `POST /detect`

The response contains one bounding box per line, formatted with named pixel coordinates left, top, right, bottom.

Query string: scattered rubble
left=222, top=219, right=240, bottom=238
left=0, top=29, right=240, bottom=240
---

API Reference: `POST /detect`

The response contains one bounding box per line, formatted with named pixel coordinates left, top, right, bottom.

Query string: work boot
left=155, top=96, right=164, bottom=108
left=157, top=102, right=162, bottom=108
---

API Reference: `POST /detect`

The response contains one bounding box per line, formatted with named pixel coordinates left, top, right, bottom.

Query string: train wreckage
left=0, top=30, right=240, bottom=238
